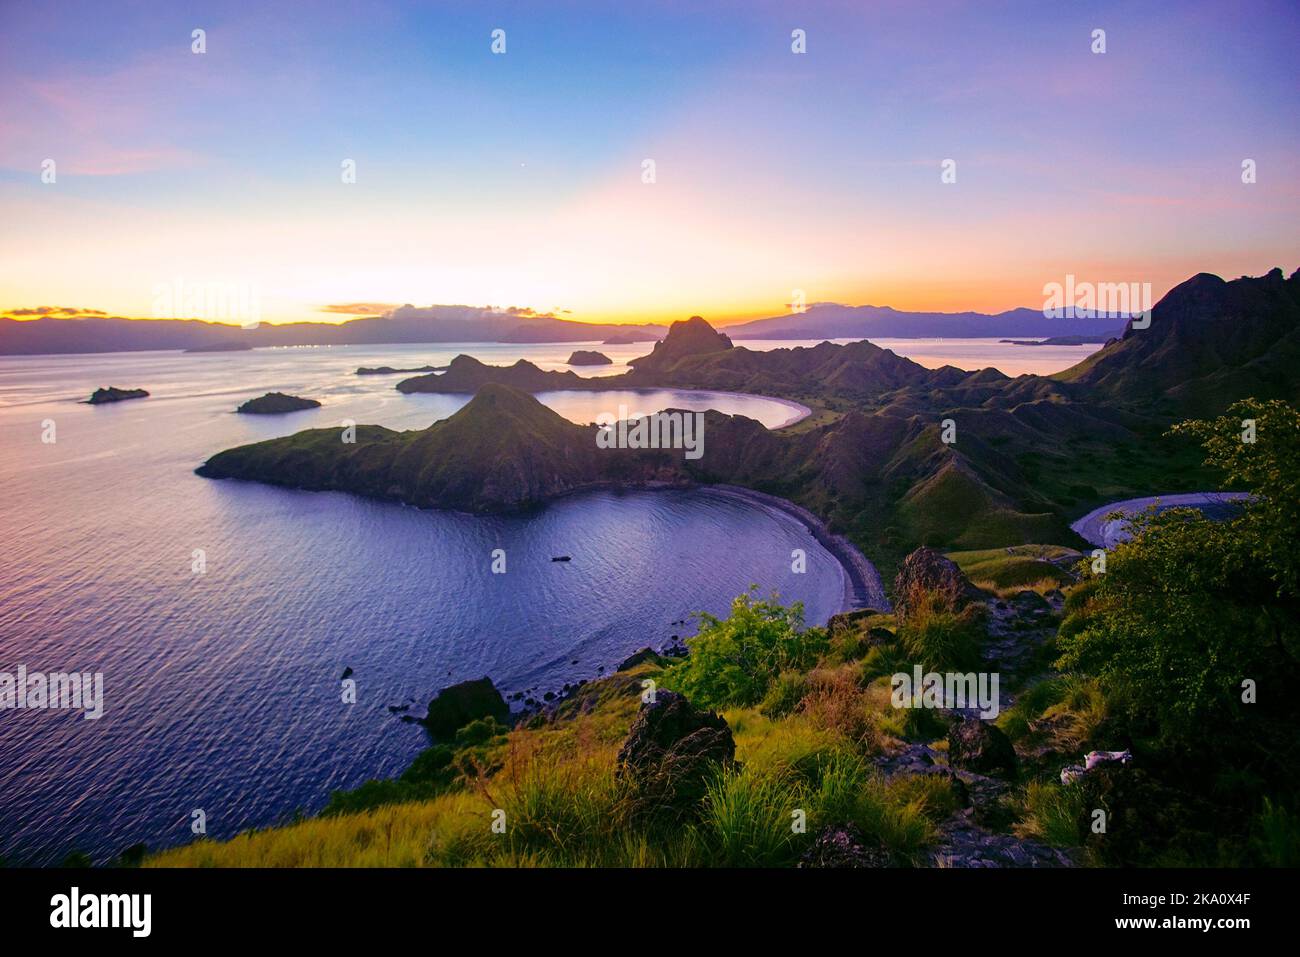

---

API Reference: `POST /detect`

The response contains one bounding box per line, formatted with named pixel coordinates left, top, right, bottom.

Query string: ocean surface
left=0, top=341, right=846, bottom=865
left=0, top=336, right=1099, bottom=864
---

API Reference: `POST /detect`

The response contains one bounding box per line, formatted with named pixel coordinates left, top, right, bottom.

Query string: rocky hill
left=1057, top=268, right=1300, bottom=416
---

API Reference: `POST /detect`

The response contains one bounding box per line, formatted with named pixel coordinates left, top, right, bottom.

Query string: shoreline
left=1070, top=491, right=1252, bottom=548
left=539, top=479, right=887, bottom=615
left=707, top=484, right=890, bottom=614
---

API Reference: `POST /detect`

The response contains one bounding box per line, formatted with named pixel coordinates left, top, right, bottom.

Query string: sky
left=1, top=0, right=1297, bottom=327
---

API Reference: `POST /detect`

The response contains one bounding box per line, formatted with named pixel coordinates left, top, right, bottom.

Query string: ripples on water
left=0, top=343, right=842, bottom=864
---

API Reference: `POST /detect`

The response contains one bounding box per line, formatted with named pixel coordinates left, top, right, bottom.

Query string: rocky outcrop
left=947, top=717, right=1018, bottom=777
left=87, top=387, right=148, bottom=404
left=422, top=677, right=510, bottom=739
left=616, top=690, right=735, bottom=814
left=235, top=392, right=321, bottom=414
left=892, top=547, right=984, bottom=616
left=626, top=316, right=733, bottom=374
left=798, top=824, right=892, bottom=868
left=566, top=350, right=612, bottom=366
left=616, top=647, right=668, bottom=672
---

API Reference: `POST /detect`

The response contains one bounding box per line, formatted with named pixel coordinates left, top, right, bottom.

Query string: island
left=87, top=387, right=149, bottom=404
left=602, top=333, right=659, bottom=344
left=565, top=350, right=612, bottom=366
left=1000, top=334, right=1120, bottom=346
left=235, top=392, right=322, bottom=415
left=355, top=364, right=445, bottom=376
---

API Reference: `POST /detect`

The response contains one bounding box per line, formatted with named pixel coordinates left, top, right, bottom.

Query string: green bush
left=662, top=589, right=828, bottom=710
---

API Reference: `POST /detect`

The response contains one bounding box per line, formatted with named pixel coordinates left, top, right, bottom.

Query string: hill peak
left=628, top=316, right=732, bottom=372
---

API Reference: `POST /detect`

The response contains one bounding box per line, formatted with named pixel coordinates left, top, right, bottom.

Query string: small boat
left=551, top=555, right=572, bottom=562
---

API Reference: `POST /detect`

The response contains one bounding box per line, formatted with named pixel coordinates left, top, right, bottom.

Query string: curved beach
left=709, top=484, right=890, bottom=613
left=1071, top=491, right=1252, bottom=548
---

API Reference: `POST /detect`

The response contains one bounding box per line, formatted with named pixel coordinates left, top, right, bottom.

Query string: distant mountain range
left=2, top=300, right=1127, bottom=356
left=725, top=304, right=1125, bottom=340
left=0, top=311, right=667, bottom=356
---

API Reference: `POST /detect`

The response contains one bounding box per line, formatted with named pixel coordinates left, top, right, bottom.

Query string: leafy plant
left=662, top=589, right=827, bottom=709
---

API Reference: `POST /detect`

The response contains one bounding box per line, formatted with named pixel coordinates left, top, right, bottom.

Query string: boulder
left=893, top=547, right=983, bottom=616
left=616, top=690, right=735, bottom=813
left=948, top=717, right=1019, bottom=777
left=422, top=677, right=509, bottom=739
left=798, top=824, right=892, bottom=868
left=617, top=647, right=667, bottom=671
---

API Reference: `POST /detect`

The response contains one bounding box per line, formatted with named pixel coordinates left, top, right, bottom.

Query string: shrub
left=662, top=589, right=828, bottom=710
left=1251, top=798, right=1300, bottom=867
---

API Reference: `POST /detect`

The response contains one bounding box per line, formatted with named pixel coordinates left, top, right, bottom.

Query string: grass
left=148, top=650, right=953, bottom=868
left=895, top=595, right=984, bottom=672
left=997, top=675, right=1107, bottom=750
left=1017, top=780, right=1086, bottom=848
left=946, top=544, right=1081, bottom=591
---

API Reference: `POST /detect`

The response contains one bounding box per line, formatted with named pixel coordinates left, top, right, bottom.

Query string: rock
left=826, top=608, right=882, bottom=638
left=115, top=843, right=148, bottom=867
left=422, top=677, right=510, bottom=739
left=617, top=647, right=667, bottom=671
left=948, top=717, right=1019, bottom=777
left=616, top=690, right=735, bottom=814
left=235, top=392, right=321, bottom=414
left=893, top=547, right=983, bottom=616
left=932, top=809, right=1076, bottom=868
left=798, top=824, right=892, bottom=868
left=87, top=387, right=148, bottom=404
left=565, top=350, right=612, bottom=366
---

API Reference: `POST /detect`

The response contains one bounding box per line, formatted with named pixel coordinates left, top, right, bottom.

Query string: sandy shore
left=1071, top=491, right=1252, bottom=548
left=708, top=484, right=890, bottom=613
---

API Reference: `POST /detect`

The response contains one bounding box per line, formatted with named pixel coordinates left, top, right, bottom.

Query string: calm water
left=0, top=343, right=843, bottom=864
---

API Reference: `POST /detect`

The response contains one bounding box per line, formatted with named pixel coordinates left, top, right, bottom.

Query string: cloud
left=318, top=302, right=401, bottom=316
left=4, top=306, right=108, bottom=318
